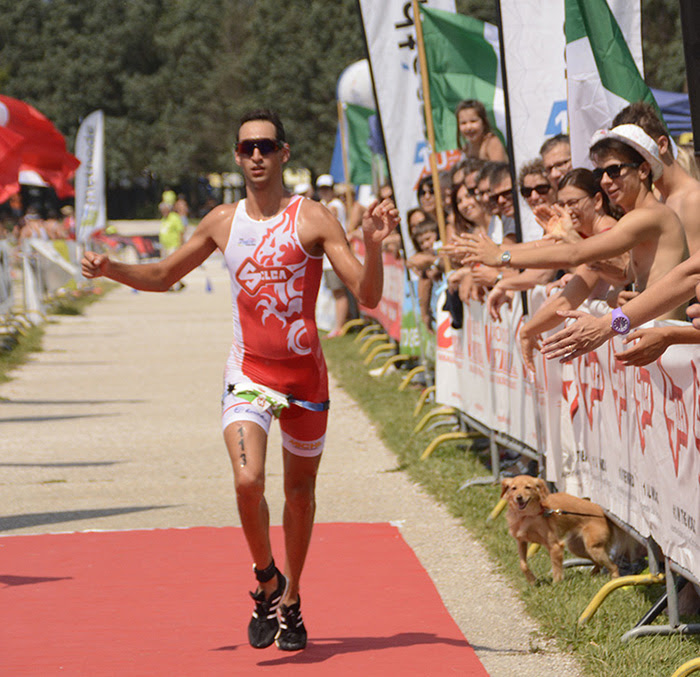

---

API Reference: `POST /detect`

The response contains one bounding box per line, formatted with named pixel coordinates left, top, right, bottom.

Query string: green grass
left=0, top=323, right=44, bottom=386
left=0, top=282, right=115, bottom=385
left=323, top=331, right=700, bottom=677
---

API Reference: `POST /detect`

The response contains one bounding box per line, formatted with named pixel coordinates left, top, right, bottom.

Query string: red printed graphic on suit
left=223, top=195, right=328, bottom=402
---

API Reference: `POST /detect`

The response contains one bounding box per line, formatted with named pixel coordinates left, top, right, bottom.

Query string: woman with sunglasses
left=482, top=167, right=624, bottom=323
left=460, top=124, right=688, bottom=323
left=518, top=159, right=555, bottom=212
left=445, top=168, right=521, bottom=303
left=516, top=169, right=634, bottom=369
left=455, top=99, right=507, bottom=163
left=416, top=175, right=437, bottom=220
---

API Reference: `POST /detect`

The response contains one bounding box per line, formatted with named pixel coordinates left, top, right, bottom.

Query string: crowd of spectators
left=382, top=98, right=700, bottom=374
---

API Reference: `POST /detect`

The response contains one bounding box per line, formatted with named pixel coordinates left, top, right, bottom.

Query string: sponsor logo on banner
left=691, top=361, right=700, bottom=458
left=633, top=367, right=654, bottom=453
left=658, top=363, right=689, bottom=476
left=562, top=376, right=579, bottom=420
left=576, top=352, right=605, bottom=428
left=608, top=341, right=627, bottom=437
left=437, top=315, right=453, bottom=349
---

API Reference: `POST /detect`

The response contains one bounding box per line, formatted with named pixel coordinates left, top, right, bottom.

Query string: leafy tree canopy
left=0, top=0, right=687, bottom=194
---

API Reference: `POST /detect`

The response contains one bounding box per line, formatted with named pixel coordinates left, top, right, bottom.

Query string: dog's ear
left=535, top=478, right=550, bottom=502
left=501, top=478, right=512, bottom=497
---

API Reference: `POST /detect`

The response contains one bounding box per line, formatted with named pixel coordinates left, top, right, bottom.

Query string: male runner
left=82, top=109, right=398, bottom=651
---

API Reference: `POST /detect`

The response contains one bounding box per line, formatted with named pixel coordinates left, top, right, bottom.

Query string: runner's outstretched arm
left=81, top=206, right=228, bottom=290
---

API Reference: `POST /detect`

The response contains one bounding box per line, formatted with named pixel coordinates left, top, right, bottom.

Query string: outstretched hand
left=486, top=285, right=513, bottom=322
left=460, top=232, right=502, bottom=267
left=614, top=327, right=669, bottom=367
left=540, top=310, right=609, bottom=361
left=362, top=199, right=399, bottom=245
left=82, top=251, right=110, bottom=279
left=519, top=330, right=541, bottom=373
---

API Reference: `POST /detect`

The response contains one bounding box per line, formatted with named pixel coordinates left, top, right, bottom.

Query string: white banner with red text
left=435, top=287, right=700, bottom=580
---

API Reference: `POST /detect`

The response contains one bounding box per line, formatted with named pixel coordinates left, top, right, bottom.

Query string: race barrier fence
left=349, top=252, right=699, bottom=637
left=431, top=283, right=700, bottom=636
left=0, top=238, right=82, bottom=333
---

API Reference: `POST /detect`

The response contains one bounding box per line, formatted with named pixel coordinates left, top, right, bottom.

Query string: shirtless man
left=82, top=109, right=398, bottom=652
left=613, top=102, right=700, bottom=254
left=460, top=124, right=688, bottom=321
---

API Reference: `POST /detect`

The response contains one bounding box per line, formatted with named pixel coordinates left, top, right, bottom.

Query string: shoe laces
left=278, top=600, right=303, bottom=630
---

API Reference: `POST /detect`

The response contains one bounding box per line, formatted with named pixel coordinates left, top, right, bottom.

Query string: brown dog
left=501, top=475, right=620, bottom=584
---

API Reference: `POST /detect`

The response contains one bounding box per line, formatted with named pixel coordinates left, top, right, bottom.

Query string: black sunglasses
left=489, top=188, right=513, bottom=203
left=520, top=184, right=551, bottom=198
left=236, top=138, right=282, bottom=156
left=419, top=186, right=434, bottom=196
left=592, top=162, right=640, bottom=181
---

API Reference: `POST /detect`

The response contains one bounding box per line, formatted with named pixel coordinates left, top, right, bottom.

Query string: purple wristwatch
left=611, top=307, right=631, bottom=335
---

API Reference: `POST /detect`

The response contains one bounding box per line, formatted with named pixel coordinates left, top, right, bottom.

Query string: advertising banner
left=434, top=288, right=700, bottom=579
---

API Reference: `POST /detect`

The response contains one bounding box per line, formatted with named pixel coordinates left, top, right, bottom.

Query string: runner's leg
left=224, top=421, right=277, bottom=597
left=281, top=448, right=322, bottom=604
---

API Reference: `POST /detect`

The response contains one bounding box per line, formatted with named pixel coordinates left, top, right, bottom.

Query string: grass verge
left=323, top=331, right=700, bottom=677
left=0, top=282, right=115, bottom=386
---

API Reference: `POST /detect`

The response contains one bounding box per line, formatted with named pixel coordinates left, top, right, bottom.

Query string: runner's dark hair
left=237, top=109, right=286, bottom=143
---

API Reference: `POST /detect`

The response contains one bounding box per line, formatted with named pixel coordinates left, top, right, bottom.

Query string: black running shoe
left=248, top=570, right=287, bottom=649
left=275, top=597, right=307, bottom=651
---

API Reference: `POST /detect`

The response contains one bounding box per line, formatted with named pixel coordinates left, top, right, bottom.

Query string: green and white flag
left=565, top=0, right=660, bottom=166
left=419, top=5, right=505, bottom=153
left=344, top=103, right=375, bottom=186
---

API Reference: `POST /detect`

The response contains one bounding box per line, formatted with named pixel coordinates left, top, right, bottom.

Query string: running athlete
left=82, top=109, right=399, bottom=652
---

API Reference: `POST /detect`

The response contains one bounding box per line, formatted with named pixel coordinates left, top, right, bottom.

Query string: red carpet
left=1, top=523, right=487, bottom=676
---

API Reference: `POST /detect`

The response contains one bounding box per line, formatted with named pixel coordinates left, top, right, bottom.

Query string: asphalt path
left=1, top=252, right=584, bottom=676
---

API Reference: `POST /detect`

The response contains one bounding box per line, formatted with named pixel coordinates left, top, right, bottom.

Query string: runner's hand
left=362, top=199, right=399, bottom=244
left=82, top=251, right=109, bottom=279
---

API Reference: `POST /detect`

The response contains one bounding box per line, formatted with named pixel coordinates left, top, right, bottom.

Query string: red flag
left=0, top=95, right=80, bottom=202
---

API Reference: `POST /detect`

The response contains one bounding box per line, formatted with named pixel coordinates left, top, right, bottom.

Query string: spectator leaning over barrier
left=474, top=158, right=562, bottom=314
left=455, top=99, right=508, bottom=163
left=445, top=164, right=515, bottom=304
left=460, top=124, right=689, bottom=321
left=456, top=162, right=518, bottom=301
left=540, top=134, right=572, bottom=190
left=613, top=102, right=700, bottom=256
left=516, top=169, right=632, bottom=369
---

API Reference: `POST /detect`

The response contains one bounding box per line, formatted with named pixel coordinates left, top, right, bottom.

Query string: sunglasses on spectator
left=464, top=186, right=478, bottom=197
left=544, top=157, right=571, bottom=173
left=592, top=162, right=640, bottom=181
left=520, top=184, right=551, bottom=198
left=419, top=186, right=434, bottom=196
left=489, top=188, right=513, bottom=203
left=236, top=138, right=282, bottom=156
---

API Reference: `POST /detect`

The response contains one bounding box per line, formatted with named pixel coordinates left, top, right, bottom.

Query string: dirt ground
left=1, top=252, right=584, bottom=676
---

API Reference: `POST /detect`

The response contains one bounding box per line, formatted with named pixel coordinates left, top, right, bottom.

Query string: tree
left=235, top=0, right=366, bottom=174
